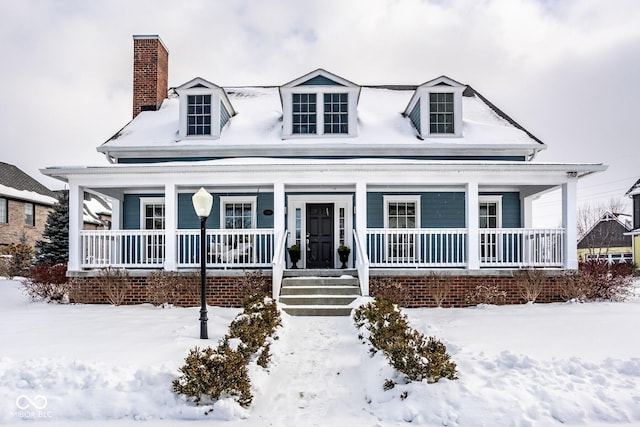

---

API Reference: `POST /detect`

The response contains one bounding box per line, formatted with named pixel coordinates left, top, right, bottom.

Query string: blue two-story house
left=42, top=35, right=606, bottom=309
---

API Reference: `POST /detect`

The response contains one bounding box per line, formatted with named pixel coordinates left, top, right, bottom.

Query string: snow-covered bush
left=464, top=284, right=507, bottom=305
left=173, top=291, right=281, bottom=408
left=172, top=343, right=252, bottom=407
left=515, top=269, right=546, bottom=303
left=21, top=263, right=69, bottom=302
left=354, top=297, right=458, bottom=385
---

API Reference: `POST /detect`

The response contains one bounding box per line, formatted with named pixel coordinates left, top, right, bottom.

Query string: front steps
left=279, top=270, right=361, bottom=316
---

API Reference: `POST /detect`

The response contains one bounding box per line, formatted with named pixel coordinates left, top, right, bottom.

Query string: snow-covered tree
left=36, top=191, right=69, bottom=265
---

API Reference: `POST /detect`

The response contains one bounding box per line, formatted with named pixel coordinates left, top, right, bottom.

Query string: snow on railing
left=366, top=228, right=467, bottom=268
left=479, top=228, right=564, bottom=267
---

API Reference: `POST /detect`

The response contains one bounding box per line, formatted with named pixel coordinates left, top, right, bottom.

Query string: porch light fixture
left=192, top=187, right=213, bottom=339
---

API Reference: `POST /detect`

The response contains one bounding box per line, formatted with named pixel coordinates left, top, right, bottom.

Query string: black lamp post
left=192, top=187, right=213, bottom=339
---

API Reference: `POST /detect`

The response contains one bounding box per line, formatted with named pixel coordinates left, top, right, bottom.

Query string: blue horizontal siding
left=409, top=100, right=421, bottom=133
left=480, top=192, right=521, bottom=228
left=298, top=75, right=345, bottom=86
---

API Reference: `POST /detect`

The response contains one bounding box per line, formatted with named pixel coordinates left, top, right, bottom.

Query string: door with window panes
left=479, top=201, right=499, bottom=262
left=224, top=202, right=253, bottom=262
left=143, top=201, right=165, bottom=263
left=387, top=201, right=417, bottom=261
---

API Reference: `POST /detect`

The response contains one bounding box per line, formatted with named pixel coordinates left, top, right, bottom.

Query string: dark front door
left=306, top=203, right=334, bottom=268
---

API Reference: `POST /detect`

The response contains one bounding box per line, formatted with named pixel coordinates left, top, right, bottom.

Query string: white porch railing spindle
left=478, top=228, right=565, bottom=267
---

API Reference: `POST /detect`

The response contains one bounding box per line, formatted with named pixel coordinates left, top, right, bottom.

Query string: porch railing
left=80, top=229, right=274, bottom=269
left=81, top=229, right=165, bottom=268
left=365, top=228, right=467, bottom=268
left=479, top=228, right=564, bottom=267
left=177, top=228, right=275, bottom=268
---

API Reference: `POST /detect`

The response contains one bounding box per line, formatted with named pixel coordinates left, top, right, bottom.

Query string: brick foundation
left=68, top=271, right=271, bottom=307
left=370, top=272, right=565, bottom=307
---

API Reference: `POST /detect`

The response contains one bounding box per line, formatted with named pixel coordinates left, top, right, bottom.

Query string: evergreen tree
left=36, top=191, right=69, bottom=265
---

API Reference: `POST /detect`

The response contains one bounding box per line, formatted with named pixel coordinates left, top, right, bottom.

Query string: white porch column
left=68, top=182, right=83, bottom=272
left=466, top=181, right=480, bottom=270
left=562, top=179, right=578, bottom=269
left=164, top=183, right=177, bottom=271
left=110, top=197, right=122, bottom=230
left=521, top=196, right=533, bottom=228
left=355, top=181, right=369, bottom=296
left=273, top=182, right=285, bottom=238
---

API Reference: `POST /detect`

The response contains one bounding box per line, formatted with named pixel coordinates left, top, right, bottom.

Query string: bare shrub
left=428, top=272, right=451, bottom=307
left=67, top=277, right=91, bottom=304
left=465, top=284, right=507, bottom=305
left=0, top=255, right=10, bottom=278
left=560, top=261, right=634, bottom=302
left=370, top=277, right=411, bottom=306
left=515, top=269, right=546, bottom=303
left=4, top=243, right=34, bottom=279
left=96, top=267, right=132, bottom=305
left=147, top=271, right=179, bottom=306
left=238, top=270, right=270, bottom=300
left=177, top=271, right=200, bottom=302
left=21, top=263, right=69, bottom=302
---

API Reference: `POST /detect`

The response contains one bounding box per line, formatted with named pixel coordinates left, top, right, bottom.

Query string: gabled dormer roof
left=279, top=68, right=361, bottom=105
left=175, top=77, right=237, bottom=117
left=625, top=178, right=640, bottom=197
left=419, top=75, right=465, bottom=88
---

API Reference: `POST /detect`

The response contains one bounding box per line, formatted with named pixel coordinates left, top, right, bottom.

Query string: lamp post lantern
left=192, top=187, right=213, bottom=339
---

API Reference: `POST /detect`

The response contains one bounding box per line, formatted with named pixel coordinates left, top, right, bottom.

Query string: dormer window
left=176, top=77, right=236, bottom=140
left=429, top=93, right=454, bottom=134
left=187, top=94, right=212, bottom=136
left=405, top=76, right=464, bottom=138
left=280, top=69, right=360, bottom=139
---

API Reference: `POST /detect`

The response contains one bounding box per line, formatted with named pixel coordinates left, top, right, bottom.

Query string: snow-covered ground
left=1, top=277, right=639, bottom=426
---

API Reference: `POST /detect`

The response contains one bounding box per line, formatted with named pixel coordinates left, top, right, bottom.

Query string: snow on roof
left=83, top=193, right=111, bottom=226
left=100, top=86, right=541, bottom=152
left=625, top=178, right=640, bottom=196
left=0, top=183, right=57, bottom=206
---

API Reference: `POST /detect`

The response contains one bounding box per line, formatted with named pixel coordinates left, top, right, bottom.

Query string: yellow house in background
left=626, top=178, right=640, bottom=268
left=577, top=211, right=632, bottom=264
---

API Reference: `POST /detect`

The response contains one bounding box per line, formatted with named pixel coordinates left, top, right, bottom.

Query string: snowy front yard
left=1, top=278, right=639, bottom=426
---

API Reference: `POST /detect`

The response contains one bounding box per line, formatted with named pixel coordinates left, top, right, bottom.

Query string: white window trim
left=281, top=86, right=359, bottom=139
left=177, top=87, right=222, bottom=140
left=383, top=195, right=421, bottom=229
left=419, top=85, right=464, bottom=138
left=220, top=196, right=257, bottom=229
left=140, top=197, right=165, bottom=230
left=478, top=195, right=503, bottom=228
left=0, top=197, right=7, bottom=223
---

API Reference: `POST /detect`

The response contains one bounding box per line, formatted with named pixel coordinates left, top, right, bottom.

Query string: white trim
left=220, top=196, right=257, bottom=229
left=421, top=85, right=465, bottom=138
left=383, top=195, right=421, bottom=262
left=140, top=197, right=165, bottom=230
left=383, top=195, right=421, bottom=229
left=287, top=194, right=353, bottom=269
left=479, top=195, right=503, bottom=228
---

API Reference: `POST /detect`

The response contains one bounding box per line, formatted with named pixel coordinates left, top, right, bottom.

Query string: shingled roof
left=0, top=162, right=57, bottom=199
left=625, top=178, right=640, bottom=196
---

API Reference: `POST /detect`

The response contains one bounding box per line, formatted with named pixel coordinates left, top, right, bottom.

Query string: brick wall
left=0, top=199, right=52, bottom=249
left=370, top=273, right=565, bottom=307
left=69, top=272, right=271, bottom=307
left=132, top=36, right=169, bottom=119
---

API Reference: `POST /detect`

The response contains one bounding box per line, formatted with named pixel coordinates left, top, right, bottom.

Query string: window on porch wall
left=220, top=199, right=256, bottom=262
left=387, top=200, right=418, bottom=261
left=479, top=198, right=501, bottom=262
left=142, top=201, right=165, bottom=263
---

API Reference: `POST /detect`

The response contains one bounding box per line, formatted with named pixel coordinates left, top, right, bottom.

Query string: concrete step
left=282, top=277, right=359, bottom=287
left=281, top=305, right=354, bottom=317
left=280, top=285, right=360, bottom=296
left=283, top=269, right=357, bottom=277
left=279, top=295, right=358, bottom=306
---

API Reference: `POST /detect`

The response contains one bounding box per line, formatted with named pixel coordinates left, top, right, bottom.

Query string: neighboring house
left=41, top=35, right=607, bottom=306
left=0, top=162, right=57, bottom=249
left=83, top=192, right=112, bottom=230
left=625, top=178, right=640, bottom=268
left=577, top=211, right=632, bottom=264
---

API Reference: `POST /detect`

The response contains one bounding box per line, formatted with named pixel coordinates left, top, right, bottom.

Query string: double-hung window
left=479, top=196, right=502, bottom=262
left=323, top=93, right=348, bottom=134
left=429, top=92, right=454, bottom=134
left=220, top=197, right=257, bottom=262
left=384, top=196, right=420, bottom=261
left=24, top=202, right=35, bottom=227
left=0, top=198, right=7, bottom=223
left=187, top=94, right=212, bottom=136
left=292, top=93, right=317, bottom=134
left=141, top=198, right=165, bottom=263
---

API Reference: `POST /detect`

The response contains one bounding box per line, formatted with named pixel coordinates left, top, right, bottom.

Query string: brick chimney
left=132, top=35, right=169, bottom=118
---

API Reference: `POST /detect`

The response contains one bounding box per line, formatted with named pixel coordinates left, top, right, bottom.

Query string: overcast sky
left=1, top=0, right=638, bottom=225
